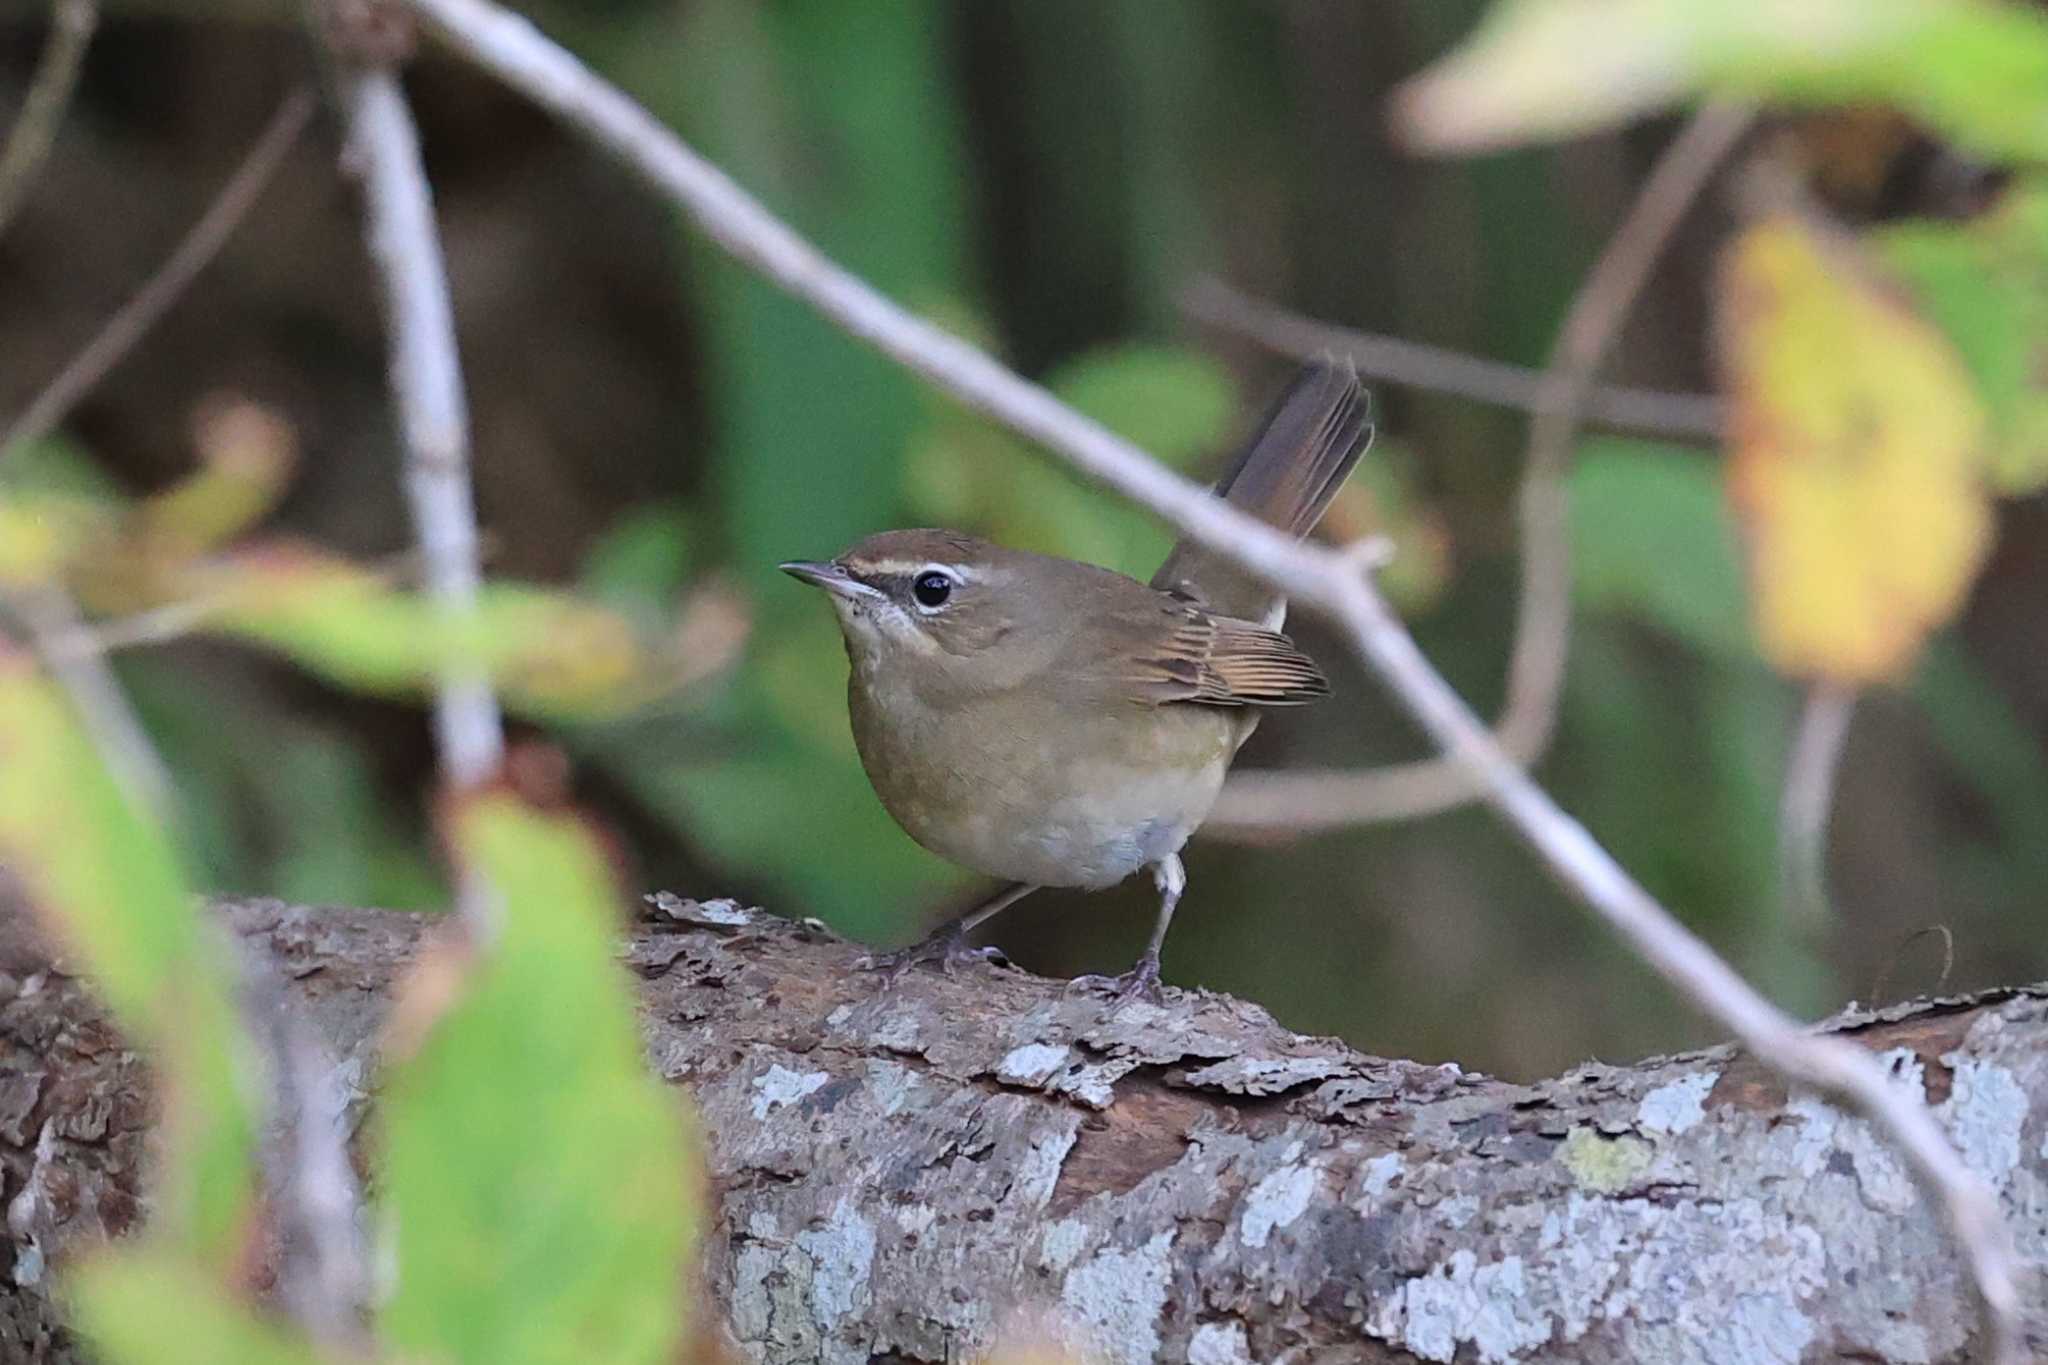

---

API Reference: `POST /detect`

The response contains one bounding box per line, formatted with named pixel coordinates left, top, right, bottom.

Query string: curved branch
left=383, top=7, right=2022, bottom=1354
left=0, top=87, right=314, bottom=461
left=0, top=0, right=98, bottom=240
left=1181, top=277, right=1725, bottom=440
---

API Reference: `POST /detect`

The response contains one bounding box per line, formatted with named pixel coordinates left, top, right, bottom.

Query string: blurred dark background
left=4, top=0, right=2044, bottom=1081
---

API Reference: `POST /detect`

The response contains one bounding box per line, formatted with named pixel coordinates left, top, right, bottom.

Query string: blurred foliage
left=1397, top=0, right=2048, bottom=161
left=73, top=1253, right=328, bottom=1365
left=0, top=653, right=258, bottom=1265
left=1880, top=177, right=2048, bottom=493
left=380, top=795, right=697, bottom=1365
left=0, top=647, right=702, bottom=1360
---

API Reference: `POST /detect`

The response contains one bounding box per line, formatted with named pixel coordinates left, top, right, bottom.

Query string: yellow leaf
left=1717, top=216, right=1991, bottom=683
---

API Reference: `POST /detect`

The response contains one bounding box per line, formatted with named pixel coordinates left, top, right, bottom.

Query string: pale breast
left=848, top=675, right=1239, bottom=890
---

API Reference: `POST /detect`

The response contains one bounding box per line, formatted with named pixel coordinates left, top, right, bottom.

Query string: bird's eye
left=912, top=571, right=954, bottom=609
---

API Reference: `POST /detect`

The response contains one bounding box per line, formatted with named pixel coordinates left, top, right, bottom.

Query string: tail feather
left=1151, top=359, right=1372, bottom=621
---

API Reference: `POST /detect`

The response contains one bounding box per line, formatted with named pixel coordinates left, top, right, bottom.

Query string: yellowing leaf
left=188, top=545, right=652, bottom=716
left=133, top=394, right=297, bottom=558
left=1396, top=0, right=2048, bottom=163
left=1717, top=217, right=1990, bottom=683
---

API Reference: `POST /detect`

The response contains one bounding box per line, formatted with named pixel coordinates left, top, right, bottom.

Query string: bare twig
left=1781, top=682, right=1856, bottom=927
left=1872, top=924, right=1956, bottom=1008
left=1501, top=105, right=1755, bottom=757
left=1181, top=277, right=1725, bottom=440
left=336, top=67, right=502, bottom=793
left=0, top=88, right=315, bottom=461
left=46, top=595, right=221, bottom=659
left=1212, top=106, right=1754, bottom=833
left=4, top=587, right=173, bottom=821
left=392, top=4, right=2022, bottom=1354
left=0, top=0, right=98, bottom=240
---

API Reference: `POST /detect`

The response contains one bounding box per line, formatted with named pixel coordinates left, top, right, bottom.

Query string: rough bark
left=0, top=893, right=2043, bottom=1364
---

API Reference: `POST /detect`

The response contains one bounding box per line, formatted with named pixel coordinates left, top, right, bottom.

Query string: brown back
left=1149, top=360, right=1371, bottom=622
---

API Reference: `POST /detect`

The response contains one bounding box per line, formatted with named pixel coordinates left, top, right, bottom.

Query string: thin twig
left=1181, top=277, right=1725, bottom=440
left=5, top=586, right=174, bottom=822
left=0, top=0, right=98, bottom=240
left=1780, top=682, right=1856, bottom=927
left=1501, top=105, right=1756, bottom=758
left=1212, top=106, right=1755, bottom=833
left=337, top=67, right=503, bottom=793
left=0, top=87, right=316, bottom=460
left=394, top=3, right=2022, bottom=1354
left=46, top=595, right=221, bottom=658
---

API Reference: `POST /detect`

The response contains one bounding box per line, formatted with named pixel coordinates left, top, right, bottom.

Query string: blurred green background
left=5, top=0, right=2046, bottom=1082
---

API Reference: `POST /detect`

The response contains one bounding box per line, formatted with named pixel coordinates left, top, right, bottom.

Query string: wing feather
left=1115, top=605, right=1330, bottom=708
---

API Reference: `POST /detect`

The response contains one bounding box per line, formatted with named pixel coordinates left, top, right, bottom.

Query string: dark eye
left=912, top=571, right=953, bottom=609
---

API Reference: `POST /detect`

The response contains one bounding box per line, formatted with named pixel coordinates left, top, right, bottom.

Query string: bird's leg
left=863, top=881, right=1037, bottom=982
left=1071, top=854, right=1184, bottom=1008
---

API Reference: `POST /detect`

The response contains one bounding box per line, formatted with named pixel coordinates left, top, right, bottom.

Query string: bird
left=780, top=360, right=1370, bottom=1003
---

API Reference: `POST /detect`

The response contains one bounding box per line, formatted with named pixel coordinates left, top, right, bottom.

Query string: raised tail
left=1150, top=359, right=1372, bottom=621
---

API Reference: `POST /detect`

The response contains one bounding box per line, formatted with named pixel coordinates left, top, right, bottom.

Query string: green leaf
left=1879, top=179, right=2048, bottom=494
left=0, top=434, right=122, bottom=500
left=72, top=1249, right=323, bottom=1365
left=267, top=729, right=444, bottom=913
left=1046, top=344, right=1236, bottom=468
left=1569, top=439, right=1752, bottom=658
left=1398, top=0, right=2048, bottom=165
left=579, top=504, right=695, bottom=623
left=380, top=794, right=697, bottom=1365
left=0, top=653, right=257, bottom=1262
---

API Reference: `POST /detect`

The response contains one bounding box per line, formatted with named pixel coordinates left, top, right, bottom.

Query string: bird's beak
left=779, top=560, right=879, bottom=601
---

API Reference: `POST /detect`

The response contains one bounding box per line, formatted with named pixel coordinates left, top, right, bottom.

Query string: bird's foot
left=1067, top=951, right=1165, bottom=1009
left=860, top=925, right=1008, bottom=985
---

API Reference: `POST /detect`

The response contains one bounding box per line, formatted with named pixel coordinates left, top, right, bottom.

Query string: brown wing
left=1105, top=601, right=1330, bottom=709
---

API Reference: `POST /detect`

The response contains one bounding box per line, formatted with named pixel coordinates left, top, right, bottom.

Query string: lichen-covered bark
left=2, top=893, right=2045, bottom=1363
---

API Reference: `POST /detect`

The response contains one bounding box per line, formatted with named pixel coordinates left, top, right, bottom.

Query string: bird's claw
left=1067, top=953, right=1165, bottom=1009
left=861, top=931, right=1007, bottom=985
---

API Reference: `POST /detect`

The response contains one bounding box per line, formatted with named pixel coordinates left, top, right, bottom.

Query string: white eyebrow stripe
left=855, top=559, right=975, bottom=582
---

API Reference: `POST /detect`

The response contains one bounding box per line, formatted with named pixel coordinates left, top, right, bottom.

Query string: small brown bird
left=781, top=361, right=1370, bottom=1002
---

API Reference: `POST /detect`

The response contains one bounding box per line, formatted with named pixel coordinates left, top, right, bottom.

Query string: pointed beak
left=779, top=560, right=877, bottom=601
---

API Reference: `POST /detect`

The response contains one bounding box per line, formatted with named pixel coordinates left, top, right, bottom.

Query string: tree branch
left=386, top=6, right=2020, bottom=1348
left=1180, top=277, right=1725, bottom=441
left=336, top=64, right=503, bottom=796
left=0, top=0, right=98, bottom=241
left=2, top=895, right=2042, bottom=1363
